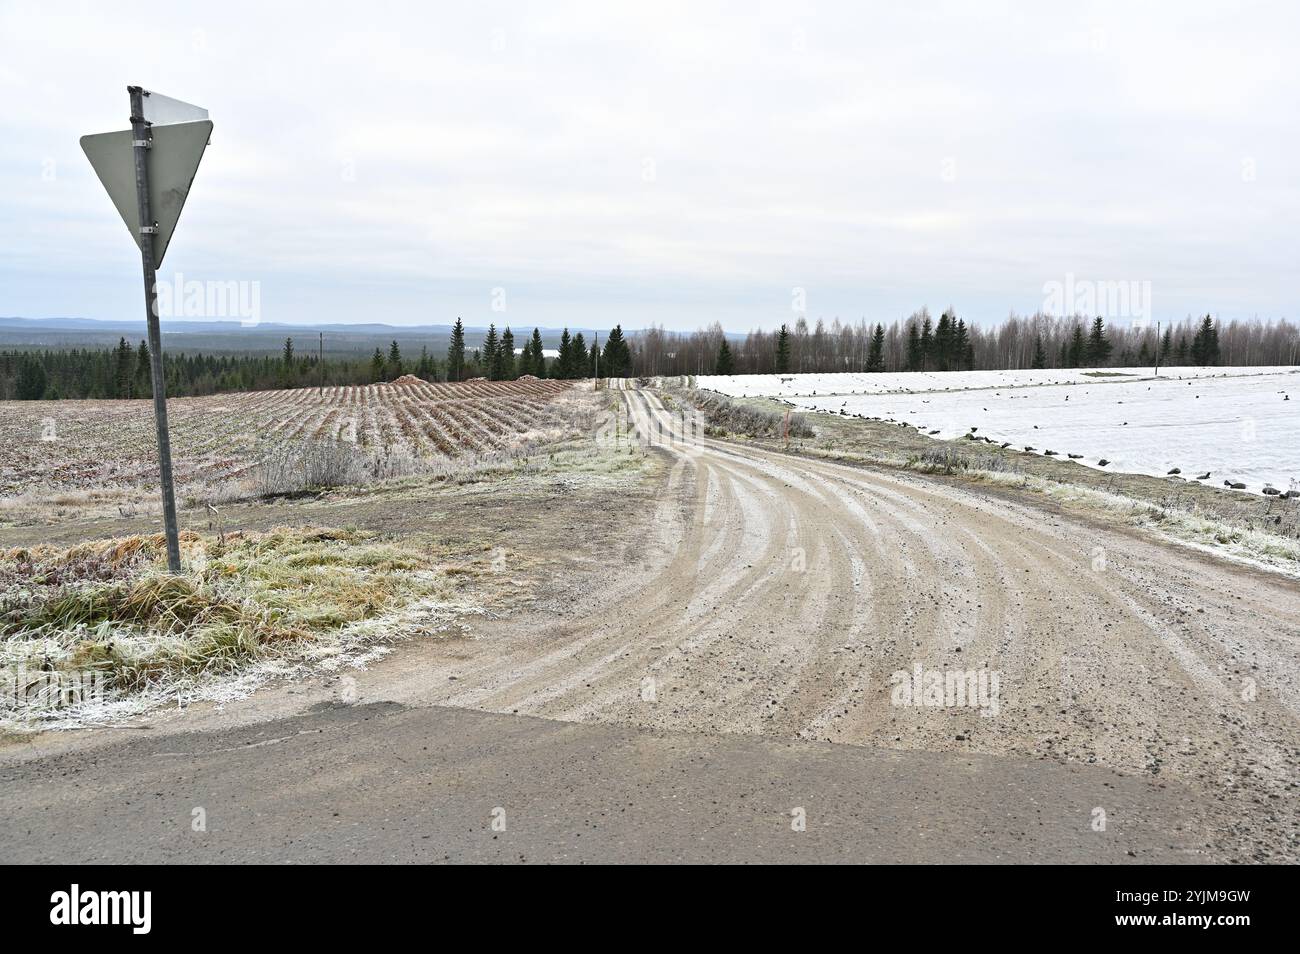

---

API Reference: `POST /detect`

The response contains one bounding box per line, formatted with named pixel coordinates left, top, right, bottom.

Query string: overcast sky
left=1, top=0, right=1296, bottom=332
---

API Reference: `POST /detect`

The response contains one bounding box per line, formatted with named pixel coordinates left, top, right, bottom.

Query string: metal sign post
left=82, top=87, right=213, bottom=574
left=129, top=87, right=181, bottom=573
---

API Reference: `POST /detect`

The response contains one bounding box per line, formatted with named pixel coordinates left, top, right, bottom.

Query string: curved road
left=415, top=387, right=1298, bottom=859
left=3, top=386, right=1296, bottom=863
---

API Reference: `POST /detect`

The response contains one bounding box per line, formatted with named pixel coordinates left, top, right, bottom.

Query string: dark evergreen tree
left=499, top=328, right=516, bottom=380
left=483, top=324, right=500, bottom=380
left=775, top=324, right=791, bottom=373
left=1031, top=334, right=1047, bottom=369
left=954, top=317, right=971, bottom=371
left=557, top=328, right=574, bottom=379
left=602, top=325, right=630, bottom=378
left=529, top=328, right=546, bottom=377
left=906, top=322, right=922, bottom=371
left=570, top=332, right=586, bottom=379
left=386, top=340, right=403, bottom=379
left=867, top=324, right=885, bottom=372
left=415, top=345, right=434, bottom=381
left=715, top=338, right=735, bottom=374
left=15, top=355, right=46, bottom=399
left=447, top=317, right=466, bottom=382
left=1190, top=315, right=1220, bottom=365
left=113, top=337, right=132, bottom=397
left=1087, top=316, right=1112, bottom=365
left=1068, top=325, right=1086, bottom=367
left=370, top=348, right=385, bottom=382
left=135, top=341, right=151, bottom=397
left=935, top=311, right=953, bottom=370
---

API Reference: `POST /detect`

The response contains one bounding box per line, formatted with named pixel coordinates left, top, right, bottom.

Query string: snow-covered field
left=699, top=367, right=1299, bottom=495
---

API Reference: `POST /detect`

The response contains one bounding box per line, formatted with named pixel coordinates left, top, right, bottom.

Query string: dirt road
left=399, top=388, right=1298, bottom=860
left=3, top=386, right=1296, bottom=862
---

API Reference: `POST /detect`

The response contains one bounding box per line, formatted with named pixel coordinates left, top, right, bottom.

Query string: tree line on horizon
left=636, top=312, right=1296, bottom=377
left=0, top=320, right=637, bottom=400
left=2, top=312, right=1293, bottom=400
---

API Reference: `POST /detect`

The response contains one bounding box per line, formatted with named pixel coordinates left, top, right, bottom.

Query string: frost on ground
left=699, top=365, right=1295, bottom=398
left=702, top=367, right=1298, bottom=495
left=0, top=379, right=597, bottom=522
left=0, top=528, right=485, bottom=731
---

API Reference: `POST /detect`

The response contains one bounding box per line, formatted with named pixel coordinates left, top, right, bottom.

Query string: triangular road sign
left=139, top=90, right=208, bottom=126
left=80, top=119, right=213, bottom=266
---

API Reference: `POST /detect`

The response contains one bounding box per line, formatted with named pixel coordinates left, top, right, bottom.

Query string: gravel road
left=2, top=386, right=1295, bottom=863
left=397, top=388, right=1299, bottom=861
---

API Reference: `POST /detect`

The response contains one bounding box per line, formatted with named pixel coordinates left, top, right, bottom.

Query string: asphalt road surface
left=3, top=701, right=1199, bottom=863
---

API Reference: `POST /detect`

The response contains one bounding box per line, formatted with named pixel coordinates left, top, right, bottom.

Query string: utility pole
left=129, top=86, right=181, bottom=574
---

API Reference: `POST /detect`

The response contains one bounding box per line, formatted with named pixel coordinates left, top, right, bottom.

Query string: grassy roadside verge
left=0, top=527, right=484, bottom=731
left=0, top=429, right=656, bottom=733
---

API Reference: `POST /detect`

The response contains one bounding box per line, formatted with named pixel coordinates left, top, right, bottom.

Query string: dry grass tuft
left=0, top=527, right=473, bottom=729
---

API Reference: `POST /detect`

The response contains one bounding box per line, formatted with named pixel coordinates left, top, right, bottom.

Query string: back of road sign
left=79, top=119, right=213, bottom=266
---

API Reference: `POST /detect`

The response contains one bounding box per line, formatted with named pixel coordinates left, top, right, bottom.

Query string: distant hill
left=0, top=317, right=609, bottom=357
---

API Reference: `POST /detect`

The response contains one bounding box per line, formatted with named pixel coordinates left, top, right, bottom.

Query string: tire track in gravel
left=412, top=385, right=1299, bottom=861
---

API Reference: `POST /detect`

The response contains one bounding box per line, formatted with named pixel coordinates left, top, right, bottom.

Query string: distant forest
left=637, top=313, right=1300, bottom=377
left=2, top=312, right=1296, bottom=400
left=0, top=319, right=635, bottom=400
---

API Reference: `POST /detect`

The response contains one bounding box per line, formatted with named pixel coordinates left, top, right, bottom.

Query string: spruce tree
left=135, top=341, right=151, bottom=396
left=775, top=324, right=791, bottom=373
left=715, top=338, right=735, bottom=375
left=499, top=328, right=516, bottom=379
left=1068, top=325, right=1086, bottom=367
left=447, top=317, right=466, bottom=382
left=571, top=332, right=586, bottom=379
left=370, top=348, right=385, bottom=382
left=954, top=318, right=971, bottom=370
left=113, top=337, right=132, bottom=397
left=602, top=325, right=629, bottom=378
left=558, top=328, right=573, bottom=379
left=1191, top=315, right=1219, bottom=365
left=387, top=340, right=402, bottom=379
left=867, top=324, right=885, bottom=372
left=529, top=328, right=546, bottom=377
left=483, top=324, right=500, bottom=380
left=906, top=322, right=921, bottom=371
left=935, top=311, right=952, bottom=371
left=919, top=316, right=934, bottom=371
left=1087, top=316, right=1111, bottom=365
left=1031, top=334, right=1046, bottom=369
